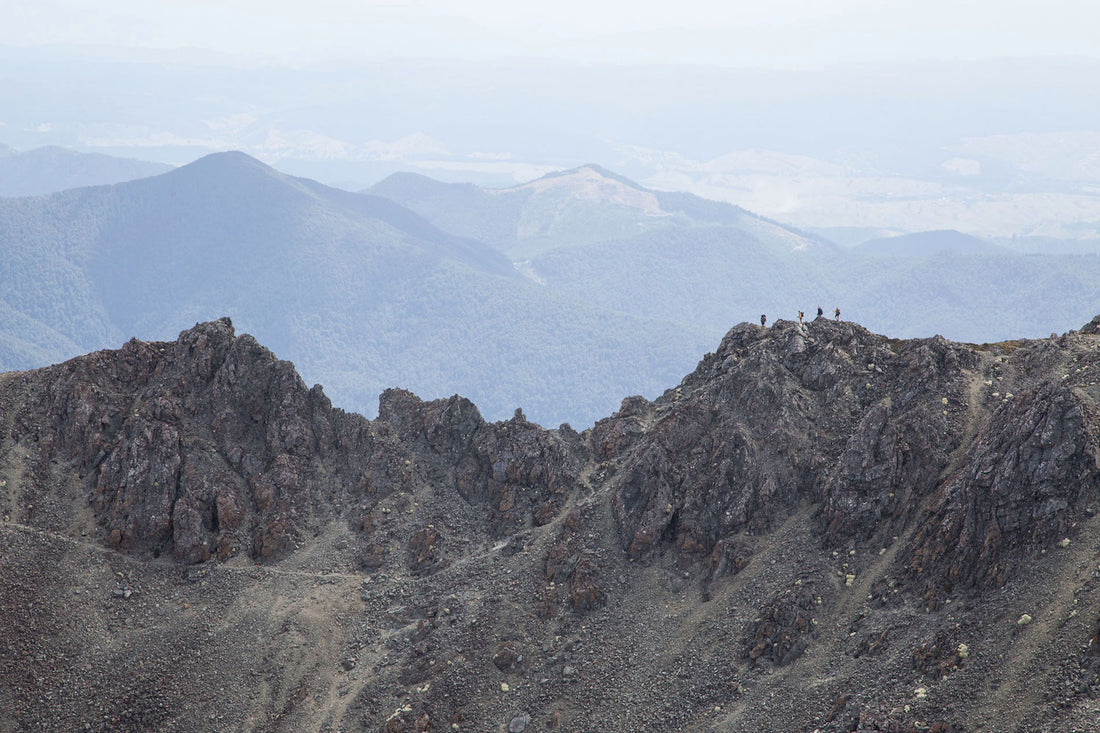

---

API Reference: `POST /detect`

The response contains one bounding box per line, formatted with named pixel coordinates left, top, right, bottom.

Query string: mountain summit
left=369, top=162, right=825, bottom=258
left=511, top=164, right=671, bottom=217
left=2, top=316, right=1099, bottom=731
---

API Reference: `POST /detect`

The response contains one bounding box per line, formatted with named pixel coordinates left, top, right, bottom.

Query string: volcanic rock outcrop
left=2, top=316, right=1100, bottom=732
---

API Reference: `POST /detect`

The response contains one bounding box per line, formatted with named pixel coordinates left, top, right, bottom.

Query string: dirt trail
left=940, top=355, right=996, bottom=483
left=969, top=509, right=1100, bottom=732
left=971, top=374, right=1100, bottom=732
left=0, top=519, right=364, bottom=583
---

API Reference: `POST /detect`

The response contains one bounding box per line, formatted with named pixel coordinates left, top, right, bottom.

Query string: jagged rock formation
left=2, top=316, right=1100, bottom=732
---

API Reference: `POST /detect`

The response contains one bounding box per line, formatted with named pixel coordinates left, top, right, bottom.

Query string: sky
left=7, top=0, right=1100, bottom=68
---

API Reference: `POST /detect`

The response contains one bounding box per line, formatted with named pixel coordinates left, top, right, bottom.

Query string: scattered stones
left=5, top=316, right=1100, bottom=732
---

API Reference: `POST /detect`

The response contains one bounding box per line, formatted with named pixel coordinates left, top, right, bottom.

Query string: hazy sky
left=8, top=0, right=1100, bottom=68
left=5, top=0, right=1100, bottom=240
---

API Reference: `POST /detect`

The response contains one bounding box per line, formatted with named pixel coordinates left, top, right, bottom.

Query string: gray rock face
left=2, top=316, right=1100, bottom=732
left=6, top=318, right=413, bottom=563
left=606, top=321, right=982, bottom=567
left=908, top=381, right=1100, bottom=601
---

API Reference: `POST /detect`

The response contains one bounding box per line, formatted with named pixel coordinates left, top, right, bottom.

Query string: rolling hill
left=853, top=229, right=1008, bottom=257
left=0, top=145, right=172, bottom=197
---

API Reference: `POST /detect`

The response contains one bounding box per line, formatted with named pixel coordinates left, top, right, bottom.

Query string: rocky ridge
left=2, top=316, right=1100, bottom=732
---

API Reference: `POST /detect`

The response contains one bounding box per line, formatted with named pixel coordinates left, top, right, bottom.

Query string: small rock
left=562, top=665, right=576, bottom=678
left=341, top=658, right=356, bottom=671
left=508, top=713, right=531, bottom=732
left=1059, top=538, right=1071, bottom=548
left=500, top=682, right=510, bottom=692
left=1017, top=614, right=1033, bottom=626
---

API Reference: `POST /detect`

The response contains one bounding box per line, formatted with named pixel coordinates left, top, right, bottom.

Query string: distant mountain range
left=0, top=145, right=172, bottom=196
left=0, top=152, right=715, bottom=425
left=370, top=168, right=1100, bottom=342
left=853, top=229, right=1008, bottom=257
left=367, top=164, right=823, bottom=259
left=2, top=151, right=1099, bottom=425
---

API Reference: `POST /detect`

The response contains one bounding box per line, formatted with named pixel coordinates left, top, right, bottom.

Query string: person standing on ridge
left=834, top=307, right=841, bottom=321
left=761, top=314, right=767, bottom=327
left=798, top=310, right=804, bottom=323
left=817, top=306, right=824, bottom=318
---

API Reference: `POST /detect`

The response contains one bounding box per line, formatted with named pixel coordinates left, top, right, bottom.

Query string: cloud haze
left=3, top=2, right=1099, bottom=242
left=7, top=0, right=1100, bottom=67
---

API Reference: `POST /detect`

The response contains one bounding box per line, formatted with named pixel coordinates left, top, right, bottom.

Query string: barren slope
left=2, top=317, right=1100, bottom=732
